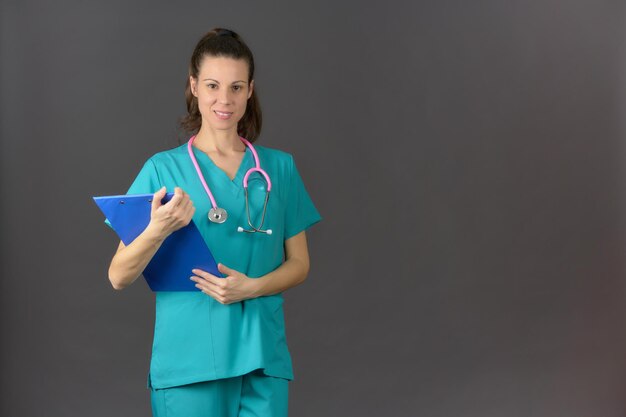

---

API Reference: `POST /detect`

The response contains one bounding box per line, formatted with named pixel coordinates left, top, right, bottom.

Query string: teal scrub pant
left=150, top=369, right=289, bottom=417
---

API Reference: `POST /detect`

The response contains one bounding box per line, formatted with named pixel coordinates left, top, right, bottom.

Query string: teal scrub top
left=106, top=142, right=322, bottom=389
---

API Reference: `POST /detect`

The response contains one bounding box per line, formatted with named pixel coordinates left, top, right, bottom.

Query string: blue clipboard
left=93, top=192, right=222, bottom=291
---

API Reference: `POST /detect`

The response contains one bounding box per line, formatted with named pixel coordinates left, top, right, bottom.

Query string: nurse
left=106, top=27, right=321, bottom=417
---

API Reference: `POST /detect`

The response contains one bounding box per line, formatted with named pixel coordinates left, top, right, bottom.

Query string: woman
left=106, top=28, right=321, bottom=417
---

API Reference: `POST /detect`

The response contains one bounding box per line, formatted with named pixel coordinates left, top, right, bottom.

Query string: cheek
left=197, top=93, right=213, bottom=105
left=196, top=96, right=216, bottom=117
left=239, top=97, right=250, bottom=113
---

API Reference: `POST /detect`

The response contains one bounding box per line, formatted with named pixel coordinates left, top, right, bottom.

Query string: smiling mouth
left=214, top=110, right=233, bottom=119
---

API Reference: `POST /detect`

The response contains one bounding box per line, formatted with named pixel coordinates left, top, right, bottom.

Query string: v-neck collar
left=189, top=143, right=251, bottom=190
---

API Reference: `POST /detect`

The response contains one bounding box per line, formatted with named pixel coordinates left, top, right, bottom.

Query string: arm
left=252, top=230, right=311, bottom=296
left=190, top=230, right=312, bottom=303
left=107, top=226, right=167, bottom=290
left=108, top=187, right=195, bottom=290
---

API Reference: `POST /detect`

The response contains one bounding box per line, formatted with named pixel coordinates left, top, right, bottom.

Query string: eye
left=206, top=83, right=217, bottom=89
left=232, top=85, right=242, bottom=91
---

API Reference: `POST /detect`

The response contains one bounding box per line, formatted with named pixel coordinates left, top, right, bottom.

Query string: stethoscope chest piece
left=208, top=207, right=228, bottom=223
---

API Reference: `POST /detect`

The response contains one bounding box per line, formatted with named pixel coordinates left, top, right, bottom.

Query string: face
left=190, top=55, right=254, bottom=134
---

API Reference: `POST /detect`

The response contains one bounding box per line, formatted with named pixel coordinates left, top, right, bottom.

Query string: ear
left=190, top=76, right=198, bottom=97
left=248, top=79, right=254, bottom=99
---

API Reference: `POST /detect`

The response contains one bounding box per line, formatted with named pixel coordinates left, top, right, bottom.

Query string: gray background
left=1, top=0, right=625, bottom=416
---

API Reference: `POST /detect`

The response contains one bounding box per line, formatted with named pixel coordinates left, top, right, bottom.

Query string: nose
left=218, top=88, right=232, bottom=104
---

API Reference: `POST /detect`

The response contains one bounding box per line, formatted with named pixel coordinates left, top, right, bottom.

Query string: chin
left=201, top=118, right=240, bottom=131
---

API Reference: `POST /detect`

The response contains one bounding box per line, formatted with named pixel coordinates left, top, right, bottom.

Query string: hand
left=147, top=187, right=195, bottom=240
left=190, top=263, right=259, bottom=304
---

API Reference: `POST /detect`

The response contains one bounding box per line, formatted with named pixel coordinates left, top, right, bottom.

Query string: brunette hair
left=179, top=28, right=262, bottom=142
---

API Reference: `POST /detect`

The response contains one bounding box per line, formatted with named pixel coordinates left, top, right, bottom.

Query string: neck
left=193, top=126, right=245, bottom=154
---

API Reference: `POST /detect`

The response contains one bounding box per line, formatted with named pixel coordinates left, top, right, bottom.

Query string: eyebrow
left=202, top=78, right=247, bottom=84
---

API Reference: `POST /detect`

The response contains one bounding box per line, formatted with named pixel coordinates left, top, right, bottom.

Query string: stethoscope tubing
left=187, top=135, right=273, bottom=234
left=187, top=136, right=219, bottom=209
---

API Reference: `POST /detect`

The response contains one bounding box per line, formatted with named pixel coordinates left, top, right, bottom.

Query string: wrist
left=248, top=276, right=266, bottom=298
left=143, top=222, right=168, bottom=244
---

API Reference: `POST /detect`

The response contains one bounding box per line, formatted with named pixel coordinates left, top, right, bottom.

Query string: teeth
left=215, top=111, right=231, bottom=116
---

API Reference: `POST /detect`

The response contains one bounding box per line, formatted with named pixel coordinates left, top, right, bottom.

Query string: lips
left=214, top=110, right=233, bottom=120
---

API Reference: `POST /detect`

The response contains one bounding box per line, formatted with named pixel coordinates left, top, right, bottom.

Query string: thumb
left=217, top=263, right=234, bottom=276
left=151, top=187, right=167, bottom=211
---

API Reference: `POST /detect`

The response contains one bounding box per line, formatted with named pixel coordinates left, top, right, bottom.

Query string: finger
left=178, top=188, right=192, bottom=208
left=151, top=187, right=167, bottom=211
left=181, top=196, right=194, bottom=213
left=191, top=269, right=225, bottom=287
left=192, top=277, right=229, bottom=301
left=179, top=189, right=189, bottom=202
left=191, top=276, right=217, bottom=291
left=167, top=187, right=183, bottom=208
left=191, top=278, right=223, bottom=299
left=184, top=203, right=196, bottom=223
left=178, top=199, right=193, bottom=222
left=169, top=192, right=191, bottom=216
left=194, top=282, right=228, bottom=304
left=174, top=187, right=184, bottom=205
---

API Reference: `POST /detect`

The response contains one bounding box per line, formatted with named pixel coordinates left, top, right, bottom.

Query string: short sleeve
left=103, top=158, right=162, bottom=229
left=126, top=158, right=162, bottom=195
left=284, top=155, right=322, bottom=240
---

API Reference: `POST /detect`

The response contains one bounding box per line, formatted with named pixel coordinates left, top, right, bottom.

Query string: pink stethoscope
left=187, top=135, right=273, bottom=235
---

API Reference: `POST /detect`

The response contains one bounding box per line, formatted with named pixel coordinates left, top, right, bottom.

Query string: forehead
left=197, top=55, right=249, bottom=81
